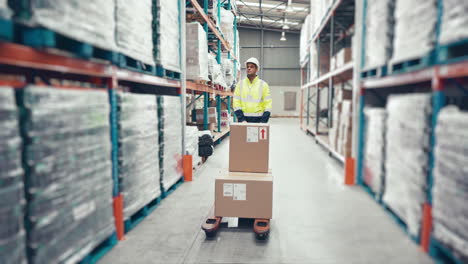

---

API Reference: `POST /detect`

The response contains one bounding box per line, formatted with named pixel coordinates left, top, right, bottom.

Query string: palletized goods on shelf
left=432, top=106, right=468, bottom=263
left=439, top=0, right=468, bottom=45
left=391, top=0, right=437, bottom=63
left=116, top=0, right=155, bottom=65
left=0, top=87, right=27, bottom=264
left=382, top=93, right=431, bottom=237
left=19, top=86, right=115, bottom=264
left=186, top=22, right=209, bottom=82
left=363, top=107, right=387, bottom=196
left=157, top=0, right=182, bottom=72
left=118, top=93, right=160, bottom=219
left=363, top=0, right=394, bottom=69
left=158, top=96, right=183, bottom=192
left=25, top=0, right=117, bottom=51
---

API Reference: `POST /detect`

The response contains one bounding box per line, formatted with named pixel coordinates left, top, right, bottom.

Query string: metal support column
left=306, top=86, right=310, bottom=126
left=204, top=0, right=209, bottom=37
left=328, top=14, right=335, bottom=128
left=203, top=92, right=209, bottom=130
left=315, top=38, right=321, bottom=134
left=180, top=0, right=187, bottom=155
left=216, top=95, right=221, bottom=132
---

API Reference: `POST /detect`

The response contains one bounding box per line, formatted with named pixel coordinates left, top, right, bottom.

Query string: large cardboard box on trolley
left=215, top=171, right=273, bottom=219
left=229, top=123, right=269, bottom=173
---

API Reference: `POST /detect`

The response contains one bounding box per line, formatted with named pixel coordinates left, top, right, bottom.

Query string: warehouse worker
left=233, top=57, right=272, bottom=123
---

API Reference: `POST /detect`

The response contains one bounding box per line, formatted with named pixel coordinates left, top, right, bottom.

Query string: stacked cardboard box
left=337, top=100, right=353, bottom=157
left=328, top=88, right=352, bottom=155
left=215, top=123, right=273, bottom=219
left=336, top=47, right=353, bottom=68
left=0, top=88, right=27, bottom=264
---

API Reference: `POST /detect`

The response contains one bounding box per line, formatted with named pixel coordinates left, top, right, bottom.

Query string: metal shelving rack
left=300, top=0, right=355, bottom=164
left=356, top=0, right=468, bottom=262
left=186, top=0, right=238, bottom=144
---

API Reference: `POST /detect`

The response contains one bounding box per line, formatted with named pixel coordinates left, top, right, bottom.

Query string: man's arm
left=261, top=82, right=272, bottom=123
left=233, top=82, right=245, bottom=122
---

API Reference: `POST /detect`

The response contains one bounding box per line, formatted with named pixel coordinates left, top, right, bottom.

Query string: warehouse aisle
left=100, top=119, right=432, bottom=264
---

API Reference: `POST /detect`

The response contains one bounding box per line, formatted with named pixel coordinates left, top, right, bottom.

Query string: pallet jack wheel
left=202, top=216, right=222, bottom=238
left=253, top=219, right=270, bottom=241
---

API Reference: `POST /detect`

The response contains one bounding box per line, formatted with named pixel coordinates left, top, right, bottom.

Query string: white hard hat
left=245, top=57, right=260, bottom=69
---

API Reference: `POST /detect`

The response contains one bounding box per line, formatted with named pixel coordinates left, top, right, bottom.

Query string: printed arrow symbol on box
left=260, top=128, right=266, bottom=139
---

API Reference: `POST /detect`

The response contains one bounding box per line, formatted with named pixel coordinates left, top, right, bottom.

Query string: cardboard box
left=336, top=47, right=352, bottom=68
left=195, top=107, right=217, bottom=124
left=229, top=123, right=269, bottom=173
left=215, top=172, right=273, bottom=219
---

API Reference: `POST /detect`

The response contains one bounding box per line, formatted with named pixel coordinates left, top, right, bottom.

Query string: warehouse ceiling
left=237, top=0, right=310, bottom=32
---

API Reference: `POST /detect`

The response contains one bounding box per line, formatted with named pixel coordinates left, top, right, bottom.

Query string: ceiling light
left=280, top=32, right=287, bottom=41
left=282, top=24, right=290, bottom=30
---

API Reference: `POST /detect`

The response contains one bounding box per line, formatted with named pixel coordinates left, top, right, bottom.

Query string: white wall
left=270, top=85, right=301, bottom=117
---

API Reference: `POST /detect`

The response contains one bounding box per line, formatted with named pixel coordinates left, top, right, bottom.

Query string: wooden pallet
left=77, top=232, right=118, bottom=264
left=437, top=38, right=468, bottom=65
left=124, top=196, right=162, bottom=233
left=389, top=53, right=433, bottom=75
left=429, top=237, right=466, bottom=264
left=156, top=65, right=181, bottom=80
left=162, top=176, right=184, bottom=198
left=19, top=26, right=118, bottom=63
left=118, top=54, right=156, bottom=75
left=361, top=65, right=388, bottom=78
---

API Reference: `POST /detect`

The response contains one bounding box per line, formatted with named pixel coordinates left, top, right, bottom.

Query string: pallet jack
left=201, top=207, right=270, bottom=240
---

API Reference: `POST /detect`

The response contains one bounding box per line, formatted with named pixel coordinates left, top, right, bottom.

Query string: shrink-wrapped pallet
left=159, top=96, right=183, bottom=191
left=186, top=22, right=209, bottom=81
left=27, top=0, right=117, bottom=51
left=432, top=106, right=468, bottom=262
left=118, top=93, right=160, bottom=219
left=391, top=0, right=437, bottom=63
left=20, top=86, right=114, bottom=264
left=0, top=88, right=27, bottom=264
left=220, top=8, right=235, bottom=48
left=157, top=0, right=181, bottom=72
left=383, top=93, right=431, bottom=237
left=364, top=0, right=394, bottom=69
left=363, top=108, right=387, bottom=196
left=116, top=0, right=155, bottom=65
left=186, top=126, right=202, bottom=168
left=439, top=0, right=468, bottom=45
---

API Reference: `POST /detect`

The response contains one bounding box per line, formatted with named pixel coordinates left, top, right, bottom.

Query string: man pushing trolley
left=202, top=58, right=273, bottom=240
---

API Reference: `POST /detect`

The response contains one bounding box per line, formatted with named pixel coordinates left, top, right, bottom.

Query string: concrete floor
left=100, top=118, right=433, bottom=264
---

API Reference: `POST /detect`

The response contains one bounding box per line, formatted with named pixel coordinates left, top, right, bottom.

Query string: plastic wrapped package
left=363, top=108, right=387, bottom=196
left=0, top=88, right=27, bottom=264
left=117, top=93, right=160, bottom=219
left=116, top=0, right=155, bottom=65
left=364, top=0, right=394, bottom=69
left=158, top=0, right=181, bottom=72
left=432, top=106, right=468, bottom=262
left=391, top=0, right=437, bottom=63
left=382, top=93, right=431, bottom=238
left=185, top=126, right=202, bottom=167
left=0, top=0, right=11, bottom=19
left=222, top=56, right=234, bottom=88
left=220, top=8, right=235, bottom=48
left=159, top=96, right=183, bottom=192
left=28, top=0, right=116, bottom=51
left=439, top=0, right=468, bottom=45
left=309, top=42, right=318, bottom=81
left=186, top=23, right=209, bottom=81
left=20, top=86, right=115, bottom=264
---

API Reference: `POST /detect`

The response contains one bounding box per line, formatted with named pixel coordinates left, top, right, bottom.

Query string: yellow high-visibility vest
left=233, top=76, right=272, bottom=117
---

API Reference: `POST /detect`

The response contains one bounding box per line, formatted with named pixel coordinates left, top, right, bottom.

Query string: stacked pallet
left=432, top=106, right=468, bottom=262
left=116, top=0, right=155, bottom=66
left=20, top=86, right=115, bottom=264
left=329, top=88, right=352, bottom=156
left=391, top=0, right=437, bottom=64
left=0, top=88, right=27, bottom=264
left=382, top=93, right=431, bottom=237
left=157, top=0, right=182, bottom=73
left=25, top=0, right=117, bottom=51
left=363, top=107, right=387, bottom=196
left=364, top=0, right=394, bottom=70
left=186, top=22, right=209, bottom=82
left=158, top=96, right=183, bottom=192
left=439, top=0, right=468, bottom=45
left=118, top=93, right=160, bottom=220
